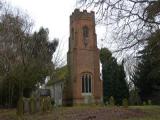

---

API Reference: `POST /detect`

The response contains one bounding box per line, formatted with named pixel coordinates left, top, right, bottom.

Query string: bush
left=105, top=101, right=109, bottom=106
left=109, top=96, right=115, bottom=106
left=46, top=96, right=52, bottom=111
left=51, top=99, right=55, bottom=106
left=129, top=89, right=141, bottom=105
left=122, top=98, right=128, bottom=108
left=148, top=100, right=152, bottom=105
left=40, top=96, right=52, bottom=112
left=17, top=97, right=24, bottom=116
left=103, top=96, right=108, bottom=103
left=143, top=101, right=146, bottom=106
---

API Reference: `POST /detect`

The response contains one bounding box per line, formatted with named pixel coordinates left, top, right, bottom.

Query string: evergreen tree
left=132, top=30, right=160, bottom=104
left=100, top=48, right=129, bottom=105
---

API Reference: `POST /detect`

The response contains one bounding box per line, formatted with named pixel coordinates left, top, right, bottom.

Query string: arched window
left=83, top=26, right=89, bottom=46
left=81, top=73, right=92, bottom=93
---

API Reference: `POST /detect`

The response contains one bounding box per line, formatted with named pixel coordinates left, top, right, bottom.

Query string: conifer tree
left=100, top=48, right=129, bottom=105
left=132, top=30, right=160, bottom=104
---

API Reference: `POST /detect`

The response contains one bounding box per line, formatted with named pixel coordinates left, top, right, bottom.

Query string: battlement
left=70, top=9, right=95, bottom=23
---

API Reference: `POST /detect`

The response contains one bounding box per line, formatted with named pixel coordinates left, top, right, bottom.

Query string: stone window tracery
left=81, top=73, right=92, bottom=93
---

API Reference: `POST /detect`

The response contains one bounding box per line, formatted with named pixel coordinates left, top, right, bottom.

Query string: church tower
left=65, top=9, right=103, bottom=105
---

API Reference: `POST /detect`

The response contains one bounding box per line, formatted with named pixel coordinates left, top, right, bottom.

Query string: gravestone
left=23, top=98, right=29, bottom=113
left=36, top=98, right=40, bottom=112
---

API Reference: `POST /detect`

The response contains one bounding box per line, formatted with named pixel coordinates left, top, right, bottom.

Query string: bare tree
left=52, top=37, right=67, bottom=68
left=78, top=0, right=160, bottom=79
left=0, top=1, right=34, bottom=106
left=79, top=0, right=160, bottom=51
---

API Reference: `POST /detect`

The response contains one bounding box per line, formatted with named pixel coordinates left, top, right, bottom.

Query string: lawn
left=126, top=106, right=160, bottom=120
left=0, top=106, right=160, bottom=120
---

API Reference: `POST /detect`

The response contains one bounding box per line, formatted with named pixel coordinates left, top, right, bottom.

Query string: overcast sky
left=5, top=0, right=106, bottom=66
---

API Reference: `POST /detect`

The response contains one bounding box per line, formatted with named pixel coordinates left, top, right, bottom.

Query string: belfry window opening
left=71, top=28, right=74, bottom=40
left=83, top=26, right=89, bottom=46
left=83, top=26, right=89, bottom=38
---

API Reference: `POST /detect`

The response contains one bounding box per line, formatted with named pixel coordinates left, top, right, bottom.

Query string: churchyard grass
left=0, top=105, right=160, bottom=120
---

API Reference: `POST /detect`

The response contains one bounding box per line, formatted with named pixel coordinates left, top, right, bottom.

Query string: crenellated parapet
left=70, top=9, right=95, bottom=23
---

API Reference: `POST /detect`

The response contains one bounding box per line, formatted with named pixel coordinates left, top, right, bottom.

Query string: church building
left=63, top=9, right=103, bottom=105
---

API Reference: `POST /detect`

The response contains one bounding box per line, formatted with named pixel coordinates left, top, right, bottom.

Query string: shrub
left=103, top=96, right=108, bottom=103
left=143, top=101, right=146, bottom=106
left=129, top=89, right=141, bottom=105
left=105, top=101, right=109, bottom=106
left=109, top=96, right=115, bottom=106
left=148, top=100, right=152, bottom=105
left=46, top=96, right=52, bottom=111
left=122, top=98, right=128, bottom=108
left=40, top=97, right=51, bottom=112
left=51, top=99, right=55, bottom=106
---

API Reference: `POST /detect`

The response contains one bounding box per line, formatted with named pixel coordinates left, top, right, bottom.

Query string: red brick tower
left=65, top=9, right=103, bottom=105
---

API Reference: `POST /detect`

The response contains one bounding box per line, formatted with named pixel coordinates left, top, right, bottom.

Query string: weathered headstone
left=23, top=98, right=29, bottom=113
left=17, top=97, right=24, bottom=116
left=29, top=96, right=36, bottom=114
left=36, top=98, right=40, bottom=112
